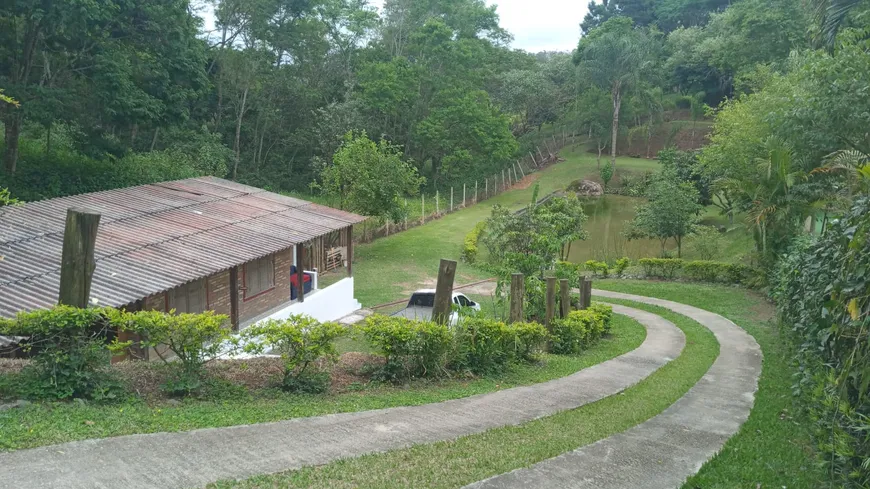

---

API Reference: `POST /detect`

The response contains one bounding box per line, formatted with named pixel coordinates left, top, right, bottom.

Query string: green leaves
left=625, top=174, right=702, bottom=257
left=320, top=131, right=424, bottom=222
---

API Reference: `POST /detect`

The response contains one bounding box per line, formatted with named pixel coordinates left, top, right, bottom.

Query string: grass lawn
left=353, top=146, right=655, bottom=306
left=595, top=280, right=822, bottom=488
left=208, top=298, right=718, bottom=489
left=0, top=314, right=644, bottom=451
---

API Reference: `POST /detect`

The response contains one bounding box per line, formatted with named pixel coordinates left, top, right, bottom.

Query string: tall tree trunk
left=150, top=127, right=159, bottom=151
left=232, top=87, right=249, bottom=180
left=611, top=83, right=622, bottom=171
left=3, top=112, right=22, bottom=174
left=597, top=141, right=604, bottom=169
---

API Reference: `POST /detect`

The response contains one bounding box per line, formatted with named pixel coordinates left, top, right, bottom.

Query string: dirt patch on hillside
left=512, top=173, right=540, bottom=190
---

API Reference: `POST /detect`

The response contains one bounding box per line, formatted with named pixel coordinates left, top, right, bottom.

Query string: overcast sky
left=197, top=0, right=588, bottom=53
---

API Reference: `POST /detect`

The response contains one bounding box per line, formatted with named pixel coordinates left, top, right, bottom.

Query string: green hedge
left=773, top=197, right=870, bottom=486
left=359, top=315, right=453, bottom=380
left=451, top=317, right=548, bottom=374
left=461, top=221, right=487, bottom=264
left=550, top=303, right=613, bottom=355
left=638, top=258, right=685, bottom=279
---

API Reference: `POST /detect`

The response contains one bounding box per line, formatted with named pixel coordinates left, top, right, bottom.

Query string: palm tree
left=729, top=138, right=813, bottom=257
left=812, top=0, right=865, bottom=48
left=574, top=17, right=657, bottom=171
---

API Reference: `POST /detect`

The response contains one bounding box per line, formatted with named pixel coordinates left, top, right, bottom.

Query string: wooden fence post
left=545, top=277, right=557, bottom=332
left=510, top=273, right=524, bottom=323
left=58, top=207, right=101, bottom=307
left=538, top=146, right=546, bottom=164
left=560, top=279, right=570, bottom=318
left=474, top=181, right=478, bottom=203
left=502, top=169, right=506, bottom=191
left=530, top=152, right=537, bottom=168
left=432, top=259, right=458, bottom=325
left=517, top=161, right=525, bottom=178
left=579, top=277, right=593, bottom=309
left=436, top=190, right=440, bottom=215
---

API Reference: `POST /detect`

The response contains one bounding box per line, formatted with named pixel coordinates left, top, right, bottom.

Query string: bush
left=359, top=315, right=452, bottom=381
left=111, top=310, right=233, bottom=396
left=613, top=257, right=630, bottom=277
left=555, top=261, right=583, bottom=288
left=773, top=198, right=870, bottom=485
left=683, top=260, right=724, bottom=282
left=687, top=225, right=724, bottom=260
left=584, top=260, right=610, bottom=278
left=639, top=258, right=684, bottom=278
left=452, top=316, right=515, bottom=374
left=461, top=221, right=487, bottom=263
left=242, top=315, right=346, bottom=393
left=508, top=321, right=549, bottom=362
left=0, top=306, right=121, bottom=400
left=550, top=304, right=612, bottom=355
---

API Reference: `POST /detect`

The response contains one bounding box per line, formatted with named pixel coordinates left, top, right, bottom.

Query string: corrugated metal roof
left=0, top=177, right=365, bottom=317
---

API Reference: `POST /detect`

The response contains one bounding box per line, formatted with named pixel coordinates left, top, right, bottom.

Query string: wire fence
left=353, top=131, right=585, bottom=244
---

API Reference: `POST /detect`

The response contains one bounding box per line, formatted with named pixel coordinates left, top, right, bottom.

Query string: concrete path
left=0, top=304, right=683, bottom=489
left=464, top=289, right=763, bottom=489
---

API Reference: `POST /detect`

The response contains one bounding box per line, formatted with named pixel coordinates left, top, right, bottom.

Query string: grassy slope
left=209, top=299, right=718, bottom=489
left=353, top=146, right=658, bottom=306
left=0, top=314, right=644, bottom=451
left=594, top=280, right=822, bottom=488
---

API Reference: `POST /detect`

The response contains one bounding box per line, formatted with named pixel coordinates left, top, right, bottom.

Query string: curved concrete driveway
left=464, top=289, right=763, bottom=489
left=0, top=305, right=683, bottom=489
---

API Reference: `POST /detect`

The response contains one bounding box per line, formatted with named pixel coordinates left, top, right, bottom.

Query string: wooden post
left=296, top=243, right=306, bottom=302
left=432, top=259, right=457, bottom=325
left=345, top=226, right=354, bottom=277
left=538, top=146, right=546, bottom=164
left=450, top=186, right=454, bottom=212
left=545, top=276, right=556, bottom=331
left=463, top=184, right=466, bottom=207
left=58, top=207, right=101, bottom=307
left=510, top=273, right=524, bottom=323
left=436, top=190, right=440, bottom=215
left=560, top=279, right=570, bottom=318
left=229, top=266, right=240, bottom=331
left=579, top=276, right=593, bottom=309
left=530, top=152, right=537, bottom=168
left=502, top=169, right=506, bottom=191
left=517, top=161, right=525, bottom=178
left=474, top=181, right=478, bottom=203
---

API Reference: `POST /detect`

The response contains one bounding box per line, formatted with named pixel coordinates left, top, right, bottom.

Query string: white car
left=391, top=289, right=481, bottom=324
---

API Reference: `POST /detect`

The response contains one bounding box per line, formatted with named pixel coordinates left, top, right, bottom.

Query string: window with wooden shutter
left=168, top=279, right=208, bottom=314
left=244, top=255, right=275, bottom=298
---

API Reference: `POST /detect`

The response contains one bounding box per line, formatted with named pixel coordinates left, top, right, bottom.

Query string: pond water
left=566, top=195, right=671, bottom=263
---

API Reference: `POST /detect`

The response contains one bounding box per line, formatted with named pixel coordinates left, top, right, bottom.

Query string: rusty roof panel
left=0, top=177, right=363, bottom=317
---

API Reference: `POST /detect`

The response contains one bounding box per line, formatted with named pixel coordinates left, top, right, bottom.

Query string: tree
left=574, top=17, right=658, bottom=171
left=600, top=161, right=614, bottom=190
left=626, top=175, right=702, bottom=257
left=319, top=132, right=424, bottom=221
left=576, top=87, right=612, bottom=168
left=811, top=0, right=868, bottom=47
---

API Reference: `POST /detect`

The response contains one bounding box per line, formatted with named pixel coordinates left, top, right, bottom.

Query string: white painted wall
left=261, top=277, right=361, bottom=323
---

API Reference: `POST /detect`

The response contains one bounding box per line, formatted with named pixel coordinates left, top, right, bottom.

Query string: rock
left=0, top=399, right=31, bottom=411
left=569, top=180, right=604, bottom=197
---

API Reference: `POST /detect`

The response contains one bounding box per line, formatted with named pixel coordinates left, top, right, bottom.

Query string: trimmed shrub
left=639, top=258, right=684, bottom=278
left=111, top=310, right=234, bottom=396
left=584, top=260, right=610, bottom=278
left=0, top=306, right=121, bottom=401
left=461, top=221, right=487, bottom=263
left=452, top=316, right=515, bottom=374
left=242, top=315, right=346, bottom=393
left=551, top=303, right=613, bottom=355
left=359, top=315, right=452, bottom=381
left=508, top=321, right=549, bottom=362
left=683, top=260, right=724, bottom=282
left=613, top=257, right=630, bottom=277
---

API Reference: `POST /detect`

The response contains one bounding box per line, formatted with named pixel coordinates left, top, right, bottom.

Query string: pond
left=566, top=195, right=671, bottom=263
